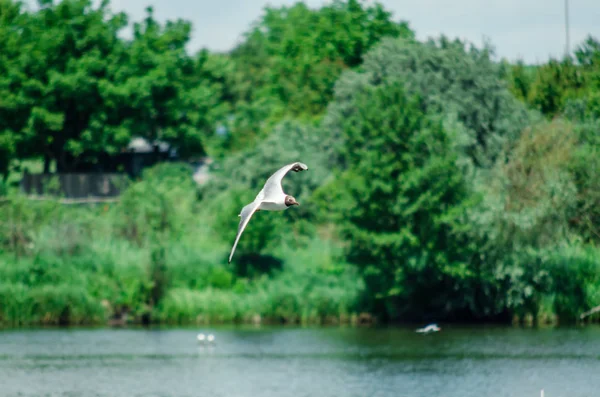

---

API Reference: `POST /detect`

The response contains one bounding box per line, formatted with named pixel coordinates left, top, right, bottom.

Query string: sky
left=27, top=0, right=600, bottom=64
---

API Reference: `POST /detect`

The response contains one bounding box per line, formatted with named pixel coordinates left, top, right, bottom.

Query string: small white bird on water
left=416, top=324, right=441, bottom=333
left=228, top=162, right=308, bottom=263
left=197, top=333, right=215, bottom=344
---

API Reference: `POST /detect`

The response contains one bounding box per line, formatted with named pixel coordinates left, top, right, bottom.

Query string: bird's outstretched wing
left=228, top=201, right=261, bottom=263
left=261, top=162, right=308, bottom=199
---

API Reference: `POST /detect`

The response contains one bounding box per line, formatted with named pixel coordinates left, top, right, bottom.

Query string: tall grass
left=504, top=241, right=600, bottom=325
left=154, top=235, right=364, bottom=325
left=0, top=163, right=364, bottom=327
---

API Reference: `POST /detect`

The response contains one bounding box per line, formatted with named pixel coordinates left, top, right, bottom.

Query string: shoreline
left=2, top=315, right=597, bottom=331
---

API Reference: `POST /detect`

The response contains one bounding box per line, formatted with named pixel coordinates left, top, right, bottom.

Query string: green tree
left=466, top=118, right=600, bottom=322
left=323, top=36, right=538, bottom=171
left=505, top=60, right=536, bottom=103
left=0, top=0, right=27, bottom=177
left=8, top=0, right=130, bottom=171
left=512, top=36, right=600, bottom=119
left=222, top=0, right=414, bottom=152
left=0, top=0, right=25, bottom=176
left=1, top=0, right=226, bottom=172
left=574, top=35, right=600, bottom=71
left=113, top=6, right=228, bottom=160
left=259, top=0, right=414, bottom=116
left=527, top=59, right=586, bottom=117
left=318, top=78, right=473, bottom=320
left=564, top=36, right=600, bottom=120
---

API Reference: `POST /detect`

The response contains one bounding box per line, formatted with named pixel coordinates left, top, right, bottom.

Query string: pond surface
left=1, top=325, right=599, bottom=397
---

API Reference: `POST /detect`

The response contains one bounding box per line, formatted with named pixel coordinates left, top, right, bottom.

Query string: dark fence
left=20, top=173, right=130, bottom=200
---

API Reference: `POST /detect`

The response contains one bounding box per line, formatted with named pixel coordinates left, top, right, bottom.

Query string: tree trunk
left=44, top=154, right=51, bottom=173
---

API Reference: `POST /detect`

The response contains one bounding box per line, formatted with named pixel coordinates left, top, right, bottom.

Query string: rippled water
left=1, top=325, right=599, bottom=397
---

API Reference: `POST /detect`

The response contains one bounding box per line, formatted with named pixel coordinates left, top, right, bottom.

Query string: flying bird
left=228, top=162, right=308, bottom=263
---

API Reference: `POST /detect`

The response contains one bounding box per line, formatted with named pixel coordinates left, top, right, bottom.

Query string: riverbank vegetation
left=1, top=0, right=599, bottom=327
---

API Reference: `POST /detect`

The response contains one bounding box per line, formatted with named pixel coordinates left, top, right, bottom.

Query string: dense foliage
left=0, top=0, right=599, bottom=327
left=0, top=0, right=228, bottom=175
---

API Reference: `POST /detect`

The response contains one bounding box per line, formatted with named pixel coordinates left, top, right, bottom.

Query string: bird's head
left=285, top=195, right=299, bottom=207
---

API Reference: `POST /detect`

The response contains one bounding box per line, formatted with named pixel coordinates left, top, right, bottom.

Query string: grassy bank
left=0, top=165, right=365, bottom=327
left=2, top=161, right=599, bottom=328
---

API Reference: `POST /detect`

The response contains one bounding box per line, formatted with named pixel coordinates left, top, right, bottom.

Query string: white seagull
left=228, top=161, right=308, bottom=263
left=416, top=323, right=441, bottom=333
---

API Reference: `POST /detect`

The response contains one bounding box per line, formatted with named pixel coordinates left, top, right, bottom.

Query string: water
left=1, top=325, right=599, bottom=397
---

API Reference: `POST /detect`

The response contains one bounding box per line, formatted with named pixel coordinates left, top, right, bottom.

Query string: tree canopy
left=0, top=0, right=229, bottom=175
